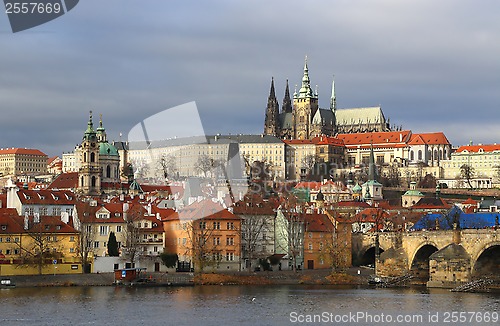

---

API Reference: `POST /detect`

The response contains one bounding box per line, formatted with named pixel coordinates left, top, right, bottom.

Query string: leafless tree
left=12, top=214, right=65, bottom=275
left=301, top=154, right=316, bottom=179
left=158, top=154, right=178, bottom=181
left=277, top=195, right=305, bottom=272
left=460, top=164, right=475, bottom=190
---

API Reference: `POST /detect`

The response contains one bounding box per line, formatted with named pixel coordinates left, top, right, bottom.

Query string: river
left=0, top=285, right=499, bottom=325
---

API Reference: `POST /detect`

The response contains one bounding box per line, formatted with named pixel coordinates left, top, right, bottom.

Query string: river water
left=0, top=285, right=499, bottom=326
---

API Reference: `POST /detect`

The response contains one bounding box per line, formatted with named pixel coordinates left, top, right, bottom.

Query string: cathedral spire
left=368, top=142, right=378, bottom=181
left=282, top=79, right=292, bottom=113
left=269, top=76, right=276, bottom=99
left=330, top=75, right=336, bottom=111
left=84, top=110, right=96, bottom=140
left=298, top=55, right=314, bottom=98
left=264, top=77, right=280, bottom=136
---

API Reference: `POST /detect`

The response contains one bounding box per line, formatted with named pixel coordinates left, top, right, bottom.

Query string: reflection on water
left=0, top=285, right=498, bottom=326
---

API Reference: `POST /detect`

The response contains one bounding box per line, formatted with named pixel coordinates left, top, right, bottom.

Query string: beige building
left=0, top=148, right=48, bottom=177
left=284, top=139, right=317, bottom=180
left=127, top=134, right=286, bottom=181
left=442, top=144, right=500, bottom=183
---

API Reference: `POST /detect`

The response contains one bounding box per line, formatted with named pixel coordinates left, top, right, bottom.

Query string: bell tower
left=78, top=111, right=101, bottom=196
left=293, top=56, right=318, bottom=139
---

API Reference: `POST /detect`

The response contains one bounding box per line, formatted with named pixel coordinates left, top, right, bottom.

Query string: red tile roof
left=0, top=209, right=77, bottom=234
left=0, top=148, right=47, bottom=156
left=284, top=139, right=315, bottom=145
left=455, top=144, right=500, bottom=153
left=47, top=172, right=78, bottom=190
left=337, top=131, right=412, bottom=147
left=311, top=136, right=345, bottom=146
left=16, top=189, right=76, bottom=205
left=408, top=132, right=450, bottom=145
left=305, top=213, right=334, bottom=232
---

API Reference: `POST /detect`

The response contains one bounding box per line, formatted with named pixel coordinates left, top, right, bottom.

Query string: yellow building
left=0, top=208, right=81, bottom=276
left=163, top=199, right=241, bottom=272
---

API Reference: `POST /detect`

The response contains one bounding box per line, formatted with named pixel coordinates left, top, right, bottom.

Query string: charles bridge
left=352, top=228, right=499, bottom=288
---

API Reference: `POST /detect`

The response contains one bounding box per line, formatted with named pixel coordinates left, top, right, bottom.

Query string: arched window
left=90, top=152, right=95, bottom=163
left=410, top=151, right=414, bottom=161
left=418, top=150, right=422, bottom=161
left=91, top=176, right=96, bottom=188
left=439, top=149, right=443, bottom=160
left=434, top=149, right=438, bottom=160
left=83, top=153, right=87, bottom=163
left=81, top=176, right=84, bottom=187
left=106, top=165, right=111, bottom=178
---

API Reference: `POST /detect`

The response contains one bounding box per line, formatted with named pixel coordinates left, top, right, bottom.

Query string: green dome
left=352, top=183, right=362, bottom=193
left=99, top=142, right=119, bottom=156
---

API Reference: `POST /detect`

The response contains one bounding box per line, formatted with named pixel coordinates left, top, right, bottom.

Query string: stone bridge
left=352, top=229, right=500, bottom=288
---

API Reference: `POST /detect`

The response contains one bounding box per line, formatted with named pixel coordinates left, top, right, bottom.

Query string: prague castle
left=264, top=57, right=391, bottom=140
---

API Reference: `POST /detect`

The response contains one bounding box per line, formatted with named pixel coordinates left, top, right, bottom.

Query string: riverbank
left=4, top=267, right=373, bottom=288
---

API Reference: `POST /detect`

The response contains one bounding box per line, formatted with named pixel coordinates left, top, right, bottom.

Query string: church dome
left=99, top=142, right=119, bottom=156
left=352, top=183, right=362, bottom=193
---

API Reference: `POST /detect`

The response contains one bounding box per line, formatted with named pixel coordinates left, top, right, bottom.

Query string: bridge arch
left=410, top=243, right=439, bottom=282
left=471, top=242, right=500, bottom=278
left=358, top=245, right=386, bottom=267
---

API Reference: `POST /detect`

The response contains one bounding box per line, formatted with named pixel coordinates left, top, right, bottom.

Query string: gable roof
left=335, top=107, right=386, bottom=126
left=408, top=132, right=450, bottom=145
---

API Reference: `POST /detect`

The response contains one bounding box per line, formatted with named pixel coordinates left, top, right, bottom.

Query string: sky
left=1, top=0, right=500, bottom=157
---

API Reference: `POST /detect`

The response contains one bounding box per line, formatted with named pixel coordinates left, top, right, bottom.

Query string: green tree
left=107, top=232, right=119, bottom=257
left=160, top=252, right=178, bottom=268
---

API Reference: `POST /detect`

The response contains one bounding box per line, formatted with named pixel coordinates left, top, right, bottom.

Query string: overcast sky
left=1, top=0, right=499, bottom=156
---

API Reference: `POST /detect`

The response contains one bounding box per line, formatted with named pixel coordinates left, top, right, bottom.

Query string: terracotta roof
left=462, top=198, right=478, bottom=205
left=311, top=136, right=345, bottom=146
left=337, top=131, right=412, bottom=146
left=47, top=172, right=78, bottom=190
left=284, top=139, right=315, bottom=145
left=0, top=148, right=47, bottom=156
left=305, top=213, right=333, bottom=232
left=0, top=209, right=77, bottom=234
left=455, top=144, right=500, bottom=153
left=409, top=132, right=450, bottom=145
left=16, top=189, right=76, bottom=205
left=411, top=197, right=451, bottom=209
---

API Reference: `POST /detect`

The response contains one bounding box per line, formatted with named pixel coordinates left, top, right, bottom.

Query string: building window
left=70, top=236, right=75, bottom=242
left=226, top=237, right=234, bottom=246
left=99, top=225, right=108, bottom=236
left=94, top=241, right=99, bottom=248
left=213, top=237, right=220, bottom=246
left=308, top=243, right=312, bottom=250
left=227, top=222, right=234, bottom=230
left=213, top=222, right=220, bottom=230
left=116, top=225, right=122, bottom=233
left=226, top=252, right=234, bottom=261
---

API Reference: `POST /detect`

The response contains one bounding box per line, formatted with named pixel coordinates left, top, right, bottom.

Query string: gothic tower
left=263, top=77, right=280, bottom=136
left=282, top=79, right=292, bottom=114
left=293, top=56, right=318, bottom=139
left=78, top=111, right=101, bottom=196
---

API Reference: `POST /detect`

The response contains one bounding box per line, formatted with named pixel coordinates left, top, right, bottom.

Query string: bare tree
left=276, top=195, right=305, bottom=272
left=121, top=205, right=147, bottom=265
left=12, top=214, right=65, bottom=275
left=158, top=154, right=178, bottom=181
left=301, top=154, right=316, bottom=180
left=194, top=154, right=221, bottom=179
left=460, top=164, right=475, bottom=190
